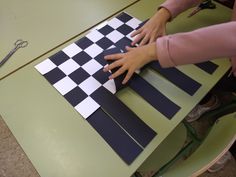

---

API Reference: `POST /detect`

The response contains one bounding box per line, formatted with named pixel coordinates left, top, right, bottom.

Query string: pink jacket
left=157, top=0, right=236, bottom=76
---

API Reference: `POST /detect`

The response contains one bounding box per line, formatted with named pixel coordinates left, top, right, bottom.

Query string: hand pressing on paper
left=103, top=42, right=158, bottom=84
left=131, top=8, right=171, bottom=46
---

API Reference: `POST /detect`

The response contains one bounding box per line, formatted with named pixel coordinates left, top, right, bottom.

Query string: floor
left=0, top=93, right=235, bottom=177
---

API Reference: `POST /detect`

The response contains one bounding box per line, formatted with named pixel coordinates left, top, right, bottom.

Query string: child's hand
left=103, top=43, right=157, bottom=84
left=131, top=8, right=171, bottom=46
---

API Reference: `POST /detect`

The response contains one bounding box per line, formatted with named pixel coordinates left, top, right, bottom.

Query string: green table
left=0, top=0, right=232, bottom=177
left=0, top=0, right=138, bottom=79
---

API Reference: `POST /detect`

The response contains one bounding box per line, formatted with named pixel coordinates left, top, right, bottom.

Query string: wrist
left=145, top=42, right=158, bottom=62
left=156, top=7, right=171, bottom=22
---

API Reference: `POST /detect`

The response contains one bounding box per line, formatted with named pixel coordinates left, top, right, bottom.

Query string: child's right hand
left=131, top=7, right=171, bottom=46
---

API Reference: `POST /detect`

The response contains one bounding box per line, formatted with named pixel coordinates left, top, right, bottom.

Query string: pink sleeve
left=156, top=22, right=236, bottom=67
left=160, top=0, right=200, bottom=19
left=231, top=2, right=236, bottom=76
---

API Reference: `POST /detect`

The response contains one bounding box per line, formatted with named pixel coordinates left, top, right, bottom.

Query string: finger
left=131, top=33, right=145, bottom=46
left=104, top=60, right=123, bottom=72
left=122, top=69, right=134, bottom=84
left=150, top=36, right=156, bottom=43
left=125, top=46, right=135, bottom=52
left=156, top=32, right=164, bottom=38
left=131, top=28, right=142, bottom=37
left=139, top=35, right=150, bottom=46
left=109, top=67, right=126, bottom=80
left=104, top=53, right=123, bottom=60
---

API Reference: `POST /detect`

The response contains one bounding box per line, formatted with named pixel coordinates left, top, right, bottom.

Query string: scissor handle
left=199, top=0, right=216, bottom=9
left=15, top=39, right=28, bottom=49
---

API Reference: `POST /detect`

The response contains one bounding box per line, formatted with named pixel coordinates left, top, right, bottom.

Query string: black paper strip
left=129, top=74, right=181, bottom=119
left=87, top=109, right=143, bottom=164
left=195, top=61, right=218, bottom=74
left=91, top=87, right=156, bottom=148
left=149, top=61, right=201, bottom=96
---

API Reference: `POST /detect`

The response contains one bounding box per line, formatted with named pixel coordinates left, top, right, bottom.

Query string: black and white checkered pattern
left=35, top=12, right=142, bottom=119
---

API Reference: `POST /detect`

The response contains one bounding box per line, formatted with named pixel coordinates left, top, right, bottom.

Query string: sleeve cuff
left=156, top=36, right=176, bottom=68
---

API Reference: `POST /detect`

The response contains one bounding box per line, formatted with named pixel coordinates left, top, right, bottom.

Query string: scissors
left=188, top=0, right=216, bottom=18
left=0, top=39, right=28, bottom=67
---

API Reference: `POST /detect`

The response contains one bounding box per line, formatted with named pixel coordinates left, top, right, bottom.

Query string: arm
left=131, top=0, right=200, bottom=45
left=157, top=22, right=236, bottom=67
left=161, top=0, right=200, bottom=20
left=104, top=22, right=236, bottom=83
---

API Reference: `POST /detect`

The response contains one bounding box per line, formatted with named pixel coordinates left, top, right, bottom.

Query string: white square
left=106, top=30, right=124, bottom=43
left=107, top=18, right=123, bottom=29
left=79, top=76, right=102, bottom=95
left=103, top=79, right=116, bottom=94
left=58, top=59, right=80, bottom=75
left=82, top=59, right=103, bottom=75
left=126, top=18, right=142, bottom=29
left=126, top=31, right=134, bottom=41
left=62, top=43, right=82, bottom=57
left=84, top=44, right=103, bottom=58
left=108, top=45, right=116, bottom=49
left=75, top=97, right=100, bottom=119
left=86, top=30, right=104, bottom=42
left=53, top=76, right=77, bottom=95
left=35, top=59, right=56, bottom=75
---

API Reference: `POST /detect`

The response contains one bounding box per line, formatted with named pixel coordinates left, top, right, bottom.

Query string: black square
left=75, top=37, right=93, bottom=50
left=117, top=13, right=133, bottom=23
left=44, top=67, right=66, bottom=84
left=72, top=51, right=92, bottom=66
left=64, top=87, right=87, bottom=106
left=94, top=53, right=107, bottom=66
left=115, top=37, right=132, bottom=52
left=117, top=24, right=134, bottom=35
left=69, top=68, right=90, bottom=85
left=93, top=69, right=110, bottom=84
left=96, top=37, right=114, bottom=50
left=98, top=25, right=114, bottom=35
left=49, top=51, right=70, bottom=66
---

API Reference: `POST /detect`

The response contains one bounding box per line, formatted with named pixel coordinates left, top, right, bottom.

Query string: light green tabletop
left=0, top=0, right=138, bottom=80
left=0, top=0, right=232, bottom=177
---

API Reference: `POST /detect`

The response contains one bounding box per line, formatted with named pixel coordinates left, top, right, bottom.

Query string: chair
left=158, top=112, right=236, bottom=177
left=133, top=122, right=188, bottom=177
left=133, top=97, right=236, bottom=177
